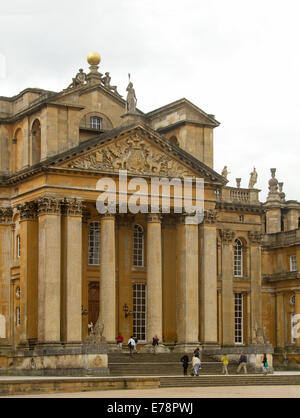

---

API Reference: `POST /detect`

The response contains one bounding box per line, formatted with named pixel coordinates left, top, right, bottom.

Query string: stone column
left=248, top=231, right=263, bottom=343
left=276, top=292, right=285, bottom=348
left=0, top=208, right=13, bottom=342
left=199, top=211, right=219, bottom=348
left=146, top=214, right=163, bottom=344
left=175, top=215, right=199, bottom=350
left=81, top=209, right=90, bottom=341
left=100, top=213, right=116, bottom=343
left=17, top=202, right=38, bottom=345
left=117, top=215, right=134, bottom=340
left=63, top=198, right=83, bottom=344
left=37, top=195, right=62, bottom=345
left=294, top=291, right=300, bottom=347
left=219, top=229, right=235, bottom=346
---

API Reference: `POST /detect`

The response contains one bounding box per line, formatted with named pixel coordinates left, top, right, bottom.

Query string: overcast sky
left=0, top=0, right=299, bottom=201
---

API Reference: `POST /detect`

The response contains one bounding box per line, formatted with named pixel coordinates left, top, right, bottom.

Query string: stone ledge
left=0, top=376, right=160, bottom=396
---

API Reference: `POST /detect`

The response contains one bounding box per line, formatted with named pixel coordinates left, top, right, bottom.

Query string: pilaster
left=0, top=207, right=12, bottom=343
left=62, top=198, right=83, bottom=344
left=17, top=201, right=38, bottom=345
left=36, top=195, right=63, bottom=345
left=199, top=210, right=218, bottom=347
left=100, top=213, right=116, bottom=343
left=219, top=229, right=235, bottom=345
left=248, top=231, right=263, bottom=343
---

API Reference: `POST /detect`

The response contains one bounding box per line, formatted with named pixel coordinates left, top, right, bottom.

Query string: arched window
left=234, top=239, right=243, bottom=277
left=88, top=222, right=100, bottom=265
left=133, top=224, right=144, bottom=267
left=31, top=119, right=41, bottom=164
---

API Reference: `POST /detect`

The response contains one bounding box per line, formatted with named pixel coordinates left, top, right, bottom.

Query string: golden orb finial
left=87, top=51, right=101, bottom=66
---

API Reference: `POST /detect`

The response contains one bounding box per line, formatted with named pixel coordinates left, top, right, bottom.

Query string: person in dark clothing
left=180, top=354, right=189, bottom=376
left=194, top=347, right=200, bottom=358
left=237, top=352, right=247, bottom=374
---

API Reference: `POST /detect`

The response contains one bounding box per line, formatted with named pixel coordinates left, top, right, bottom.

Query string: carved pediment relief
left=62, top=134, right=194, bottom=178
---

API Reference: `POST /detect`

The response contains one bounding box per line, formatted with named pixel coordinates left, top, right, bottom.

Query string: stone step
left=108, top=352, right=216, bottom=364
left=108, top=363, right=254, bottom=376
left=160, top=375, right=300, bottom=387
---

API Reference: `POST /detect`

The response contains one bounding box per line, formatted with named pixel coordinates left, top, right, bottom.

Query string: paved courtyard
left=2, top=385, right=300, bottom=398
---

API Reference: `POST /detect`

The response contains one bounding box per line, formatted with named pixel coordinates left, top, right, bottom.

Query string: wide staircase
left=108, top=351, right=247, bottom=376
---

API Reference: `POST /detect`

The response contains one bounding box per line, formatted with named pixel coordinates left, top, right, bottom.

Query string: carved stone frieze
left=17, top=201, right=38, bottom=222
left=0, top=207, right=13, bottom=224
left=219, top=229, right=235, bottom=245
left=36, top=195, right=63, bottom=216
left=65, top=134, right=192, bottom=178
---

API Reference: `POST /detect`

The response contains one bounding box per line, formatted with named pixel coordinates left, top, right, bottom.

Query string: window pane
left=234, top=239, right=243, bottom=277
left=133, top=225, right=144, bottom=267
left=235, top=293, right=243, bottom=344
left=90, top=117, right=102, bottom=130
left=133, top=283, right=146, bottom=342
left=88, top=222, right=100, bottom=265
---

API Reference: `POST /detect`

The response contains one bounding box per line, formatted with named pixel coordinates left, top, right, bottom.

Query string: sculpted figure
left=126, top=78, right=137, bottom=113
left=248, top=167, right=258, bottom=189
left=221, top=166, right=230, bottom=179
left=102, top=72, right=119, bottom=95
left=67, top=69, right=87, bottom=89
left=86, top=316, right=105, bottom=343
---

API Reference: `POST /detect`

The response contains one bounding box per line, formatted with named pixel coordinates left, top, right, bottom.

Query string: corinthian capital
left=63, top=198, right=83, bottom=217
left=219, top=229, right=235, bottom=245
left=36, top=195, right=63, bottom=216
left=0, top=207, right=13, bottom=224
left=17, top=201, right=38, bottom=221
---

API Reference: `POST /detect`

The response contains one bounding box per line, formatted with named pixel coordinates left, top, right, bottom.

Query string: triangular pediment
left=53, top=124, right=225, bottom=184
left=60, top=132, right=195, bottom=178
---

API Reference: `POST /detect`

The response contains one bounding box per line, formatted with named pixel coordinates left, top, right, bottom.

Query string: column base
left=173, top=343, right=201, bottom=353
left=139, top=343, right=170, bottom=353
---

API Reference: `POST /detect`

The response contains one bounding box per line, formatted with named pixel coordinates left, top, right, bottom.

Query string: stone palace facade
left=0, top=52, right=299, bottom=374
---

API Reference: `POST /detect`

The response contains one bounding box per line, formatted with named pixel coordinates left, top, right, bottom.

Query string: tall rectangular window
left=16, top=235, right=21, bottom=258
left=88, top=222, right=100, bottom=265
left=235, top=293, right=243, bottom=344
left=290, top=255, right=297, bottom=272
left=133, top=224, right=144, bottom=268
left=234, top=239, right=243, bottom=277
left=133, top=283, right=146, bottom=342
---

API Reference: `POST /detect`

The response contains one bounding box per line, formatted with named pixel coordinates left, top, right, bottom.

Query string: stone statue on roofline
left=125, top=74, right=137, bottom=113
left=221, top=166, right=230, bottom=179
left=66, top=68, right=87, bottom=90
left=102, top=72, right=120, bottom=95
left=248, top=167, right=258, bottom=189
